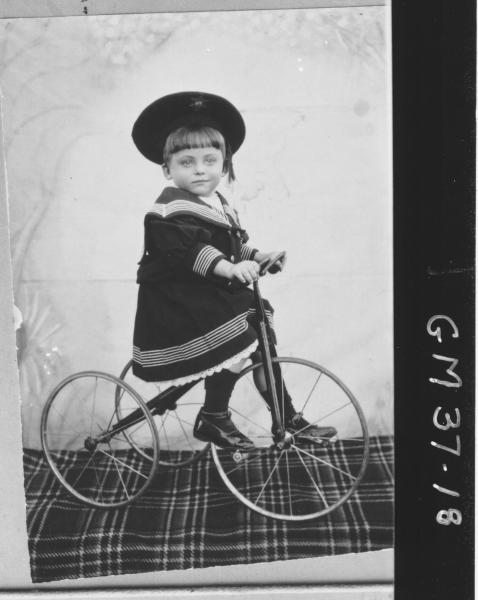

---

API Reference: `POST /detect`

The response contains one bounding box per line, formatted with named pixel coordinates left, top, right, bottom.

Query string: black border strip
left=393, top=1, right=475, bottom=598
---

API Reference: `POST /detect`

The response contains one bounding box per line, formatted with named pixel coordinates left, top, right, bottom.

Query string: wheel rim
left=116, top=360, right=210, bottom=467
left=41, top=371, right=159, bottom=508
left=211, top=357, right=369, bottom=521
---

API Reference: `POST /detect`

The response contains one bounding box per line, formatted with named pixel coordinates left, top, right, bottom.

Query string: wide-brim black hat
left=132, top=91, right=246, bottom=164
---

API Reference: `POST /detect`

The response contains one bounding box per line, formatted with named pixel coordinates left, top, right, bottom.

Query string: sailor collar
left=147, top=187, right=240, bottom=229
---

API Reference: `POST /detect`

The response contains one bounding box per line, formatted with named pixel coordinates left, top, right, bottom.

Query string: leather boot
left=256, top=374, right=338, bottom=443
left=285, top=412, right=337, bottom=443
left=193, top=409, right=255, bottom=449
left=193, top=370, right=256, bottom=449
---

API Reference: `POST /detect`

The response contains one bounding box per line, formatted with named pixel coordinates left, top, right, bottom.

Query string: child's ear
left=162, top=164, right=172, bottom=180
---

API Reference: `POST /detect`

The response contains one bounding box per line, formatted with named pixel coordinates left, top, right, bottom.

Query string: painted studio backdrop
left=1, top=8, right=391, bottom=450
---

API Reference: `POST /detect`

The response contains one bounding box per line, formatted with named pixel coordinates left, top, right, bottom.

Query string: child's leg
left=202, top=367, right=241, bottom=413
left=251, top=347, right=295, bottom=420
left=201, top=358, right=246, bottom=413
left=193, top=360, right=255, bottom=449
left=251, top=347, right=337, bottom=440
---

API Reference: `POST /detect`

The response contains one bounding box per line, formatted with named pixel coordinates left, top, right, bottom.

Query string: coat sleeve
left=240, top=244, right=258, bottom=261
left=146, top=216, right=227, bottom=277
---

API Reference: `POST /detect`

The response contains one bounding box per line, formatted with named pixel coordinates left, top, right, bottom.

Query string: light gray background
left=0, top=0, right=393, bottom=594
left=3, top=8, right=392, bottom=449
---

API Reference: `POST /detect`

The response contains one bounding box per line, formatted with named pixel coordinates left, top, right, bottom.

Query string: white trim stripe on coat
left=148, top=200, right=230, bottom=227
left=133, top=312, right=250, bottom=367
left=241, top=245, right=256, bottom=261
left=192, top=245, right=225, bottom=277
left=247, top=307, right=274, bottom=329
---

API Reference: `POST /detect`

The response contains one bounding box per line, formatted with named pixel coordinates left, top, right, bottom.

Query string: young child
left=131, top=91, right=335, bottom=450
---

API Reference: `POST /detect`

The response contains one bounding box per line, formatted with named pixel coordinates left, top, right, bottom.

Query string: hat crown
left=132, top=91, right=246, bottom=165
left=189, top=94, right=207, bottom=110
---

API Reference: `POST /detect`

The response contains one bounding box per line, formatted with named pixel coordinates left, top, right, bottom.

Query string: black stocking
left=251, top=347, right=296, bottom=420
left=203, top=369, right=240, bottom=414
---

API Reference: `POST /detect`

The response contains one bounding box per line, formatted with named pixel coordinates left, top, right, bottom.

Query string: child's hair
left=162, top=125, right=236, bottom=182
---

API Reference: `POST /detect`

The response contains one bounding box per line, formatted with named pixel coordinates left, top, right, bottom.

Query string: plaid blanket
left=23, top=436, right=393, bottom=583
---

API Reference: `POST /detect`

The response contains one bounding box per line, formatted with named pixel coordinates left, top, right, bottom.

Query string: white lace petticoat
left=156, top=340, right=259, bottom=388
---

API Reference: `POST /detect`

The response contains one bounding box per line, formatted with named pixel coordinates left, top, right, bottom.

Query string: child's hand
left=230, top=260, right=261, bottom=284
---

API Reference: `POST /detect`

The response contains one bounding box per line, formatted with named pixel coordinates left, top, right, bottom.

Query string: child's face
left=162, top=146, right=225, bottom=197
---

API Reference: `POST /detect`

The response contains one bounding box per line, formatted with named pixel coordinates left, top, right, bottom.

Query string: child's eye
left=180, top=160, right=193, bottom=167
left=205, top=157, right=218, bottom=164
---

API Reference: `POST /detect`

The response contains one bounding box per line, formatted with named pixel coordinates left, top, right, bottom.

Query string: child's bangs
left=167, top=126, right=225, bottom=156
left=162, top=124, right=235, bottom=182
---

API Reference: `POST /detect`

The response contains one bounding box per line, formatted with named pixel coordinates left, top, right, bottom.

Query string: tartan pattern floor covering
left=23, top=435, right=394, bottom=582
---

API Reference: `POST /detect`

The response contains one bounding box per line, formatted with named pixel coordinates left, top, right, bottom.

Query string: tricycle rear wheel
left=115, top=360, right=210, bottom=467
left=41, top=371, right=159, bottom=508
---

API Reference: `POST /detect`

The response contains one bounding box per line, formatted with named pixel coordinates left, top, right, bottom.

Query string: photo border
left=0, top=0, right=394, bottom=594
left=0, top=0, right=387, bottom=19
left=2, top=0, right=474, bottom=597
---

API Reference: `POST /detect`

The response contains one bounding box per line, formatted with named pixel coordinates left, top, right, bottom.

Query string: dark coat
left=132, top=187, right=274, bottom=383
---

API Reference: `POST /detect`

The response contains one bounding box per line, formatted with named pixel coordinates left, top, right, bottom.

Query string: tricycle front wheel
left=211, top=357, right=369, bottom=521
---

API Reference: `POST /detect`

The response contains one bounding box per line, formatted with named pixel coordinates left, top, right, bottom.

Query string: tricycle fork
left=252, top=280, right=285, bottom=439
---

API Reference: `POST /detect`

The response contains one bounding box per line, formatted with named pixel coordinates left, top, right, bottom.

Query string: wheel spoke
left=108, top=434, right=134, bottom=445
left=285, top=449, right=293, bottom=515
left=46, top=430, right=86, bottom=449
left=126, top=420, right=149, bottom=438
left=229, top=407, right=271, bottom=435
left=172, top=411, right=194, bottom=451
left=103, top=381, right=120, bottom=434
left=95, top=450, right=111, bottom=502
left=156, top=411, right=171, bottom=433
left=254, top=449, right=284, bottom=505
left=96, top=448, right=149, bottom=480
left=160, top=415, right=171, bottom=451
left=292, top=444, right=356, bottom=481
left=89, top=377, right=98, bottom=435
left=225, top=450, right=264, bottom=475
left=108, top=442, right=131, bottom=500
left=300, top=371, right=323, bottom=414
left=293, top=445, right=329, bottom=508
left=46, top=430, right=89, bottom=438
left=49, top=405, right=85, bottom=439
left=292, top=401, right=351, bottom=437
left=171, top=413, right=195, bottom=428
left=69, top=450, right=99, bottom=489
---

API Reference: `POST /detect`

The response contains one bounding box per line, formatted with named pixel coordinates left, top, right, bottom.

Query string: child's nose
left=194, top=163, right=205, bottom=174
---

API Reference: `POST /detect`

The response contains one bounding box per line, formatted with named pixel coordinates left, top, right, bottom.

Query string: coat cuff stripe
left=240, top=245, right=258, bottom=261
left=193, top=246, right=226, bottom=277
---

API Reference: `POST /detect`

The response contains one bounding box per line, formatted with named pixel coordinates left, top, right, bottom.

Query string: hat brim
left=132, top=91, right=246, bottom=164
